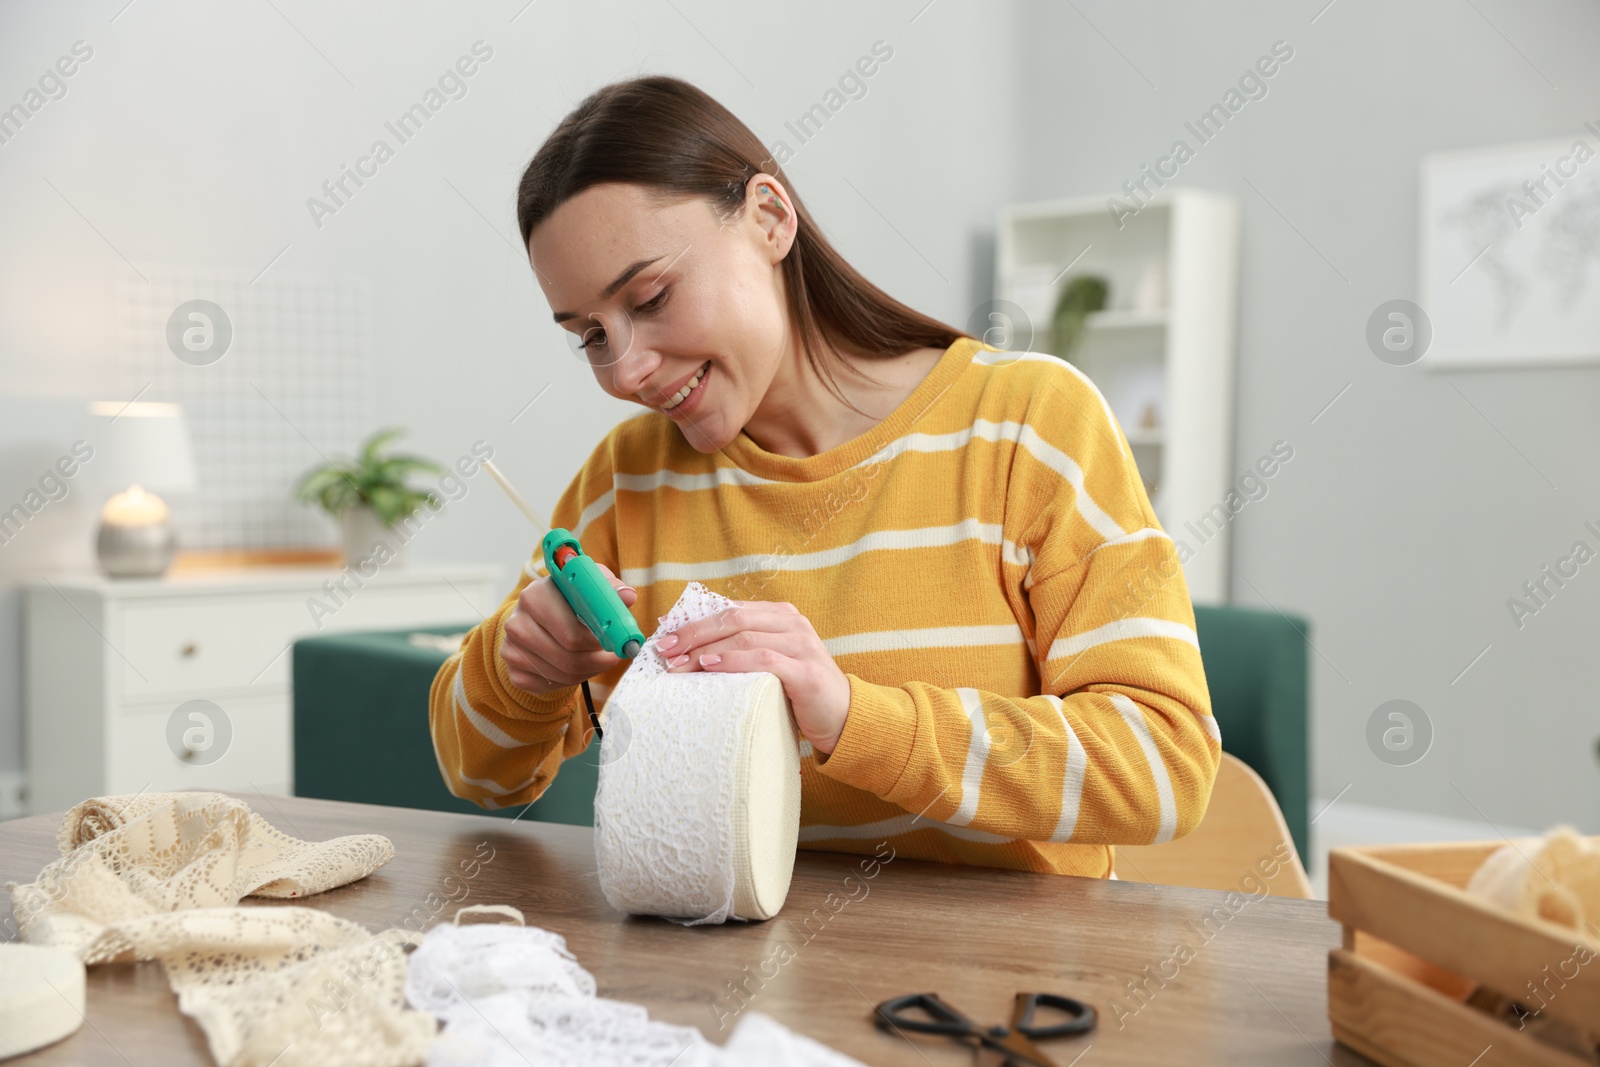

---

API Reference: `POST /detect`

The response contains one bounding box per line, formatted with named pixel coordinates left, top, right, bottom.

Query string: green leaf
left=359, top=427, right=407, bottom=474
left=374, top=455, right=444, bottom=485
left=367, top=485, right=402, bottom=525
left=292, top=467, right=333, bottom=502
left=293, top=461, right=366, bottom=516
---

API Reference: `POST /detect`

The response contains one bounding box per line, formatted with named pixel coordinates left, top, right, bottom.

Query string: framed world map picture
left=1420, top=133, right=1600, bottom=368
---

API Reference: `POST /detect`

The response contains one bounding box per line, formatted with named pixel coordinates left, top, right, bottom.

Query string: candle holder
left=87, top=401, right=197, bottom=579
left=96, top=485, right=178, bottom=577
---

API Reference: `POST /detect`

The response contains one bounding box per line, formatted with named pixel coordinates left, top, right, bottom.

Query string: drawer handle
left=180, top=643, right=198, bottom=658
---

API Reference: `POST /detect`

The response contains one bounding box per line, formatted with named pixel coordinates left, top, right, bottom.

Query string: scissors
left=873, top=991, right=1095, bottom=1066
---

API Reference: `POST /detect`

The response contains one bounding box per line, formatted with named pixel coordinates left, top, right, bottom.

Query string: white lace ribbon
left=407, top=906, right=865, bottom=1067
left=594, top=582, right=802, bottom=925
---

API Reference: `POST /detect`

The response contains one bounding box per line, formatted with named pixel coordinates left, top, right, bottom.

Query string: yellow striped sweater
left=429, top=335, right=1220, bottom=877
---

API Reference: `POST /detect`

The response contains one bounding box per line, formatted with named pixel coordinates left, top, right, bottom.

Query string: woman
left=429, top=75, right=1219, bottom=878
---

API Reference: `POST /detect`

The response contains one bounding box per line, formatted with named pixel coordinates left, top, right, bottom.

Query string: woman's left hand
left=657, top=600, right=851, bottom=755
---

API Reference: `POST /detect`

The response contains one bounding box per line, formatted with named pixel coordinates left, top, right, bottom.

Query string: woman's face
left=529, top=179, right=794, bottom=453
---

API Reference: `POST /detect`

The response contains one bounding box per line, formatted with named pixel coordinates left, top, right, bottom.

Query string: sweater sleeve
left=814, top=366, right=1221, bottom=845
left=428, top=437, right=624, bottom=811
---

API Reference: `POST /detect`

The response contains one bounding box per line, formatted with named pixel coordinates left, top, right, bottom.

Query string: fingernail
left=658, top=634, right=679, bottom=651
left=699, top=654, right=721, bottom=667
left=620, top=586, right=637, bottom=596
left=668, top=653, right=690, bottom=668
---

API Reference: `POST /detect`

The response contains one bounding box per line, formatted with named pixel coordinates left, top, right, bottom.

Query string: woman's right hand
left=500, top=563, right=639, bottom=695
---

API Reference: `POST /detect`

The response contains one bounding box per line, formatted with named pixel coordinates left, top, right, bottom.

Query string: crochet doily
left=407, top=905, right=865, bottom=1067
left=593, top=582, right=802, bottom=925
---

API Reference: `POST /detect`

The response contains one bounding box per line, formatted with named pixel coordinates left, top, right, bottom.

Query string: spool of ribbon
left=593, top=582, right=802, bottom=925
left=0, top=944, right=84, bottom=1059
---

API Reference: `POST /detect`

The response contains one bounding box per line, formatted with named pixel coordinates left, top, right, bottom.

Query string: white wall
left=5, top=0, right=1597, bottom=840
left=0, top=2, right=1017, bottom=777
left=1013, top=0, right=1600, bottom=833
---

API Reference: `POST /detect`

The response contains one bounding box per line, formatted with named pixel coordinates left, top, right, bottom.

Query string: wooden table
left=1, top=793, right=1371, bottom=1065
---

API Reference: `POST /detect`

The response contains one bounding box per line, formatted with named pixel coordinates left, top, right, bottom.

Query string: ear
left=746, top=173, right=794, bottom=263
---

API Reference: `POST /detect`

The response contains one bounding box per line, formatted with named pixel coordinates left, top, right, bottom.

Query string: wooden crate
left=1327, top=839, right=1600, bottom=1067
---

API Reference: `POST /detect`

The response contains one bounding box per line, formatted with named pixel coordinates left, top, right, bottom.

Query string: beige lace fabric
left=6, top=791, right=435, bottom=1067
left=1463, top=826, right=1600, bottom=1060
left=1467, top=824, right=1600, bottom=935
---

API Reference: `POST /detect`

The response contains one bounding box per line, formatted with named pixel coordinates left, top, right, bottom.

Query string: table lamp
left=87, top=400, right=198, bottom=578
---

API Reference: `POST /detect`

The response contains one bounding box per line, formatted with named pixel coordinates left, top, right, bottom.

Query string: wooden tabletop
left=1, top=793, right=1371, bottom=1065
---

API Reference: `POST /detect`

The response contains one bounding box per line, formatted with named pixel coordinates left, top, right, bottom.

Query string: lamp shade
left=86, top=401, right=198, bottom=493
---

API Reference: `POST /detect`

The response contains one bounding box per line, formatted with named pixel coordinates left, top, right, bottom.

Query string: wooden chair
left=1113, top=752, right=1313, bottom=898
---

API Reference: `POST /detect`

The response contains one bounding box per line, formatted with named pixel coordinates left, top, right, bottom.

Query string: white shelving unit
left=994, top=188, right=1241, bottom=604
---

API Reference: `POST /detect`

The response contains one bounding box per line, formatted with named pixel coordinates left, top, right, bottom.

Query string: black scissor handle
left=1013, top=992, right=1097, bottom=1037
left=874, top=992, right=976, bottom=1037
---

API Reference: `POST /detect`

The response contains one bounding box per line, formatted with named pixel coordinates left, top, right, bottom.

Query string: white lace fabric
left=6, top=791, right=435, bottom=1067
left=594, top=582, right=802, bottom=925
left=408, top=905, right=866, bottom=1067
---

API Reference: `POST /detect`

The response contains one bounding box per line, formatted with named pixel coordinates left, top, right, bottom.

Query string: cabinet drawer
left=115, top=585, right=486, bottom=699
left=117, top=596, right=309, bottom=699
left=107, top=693, right=292, bottom=796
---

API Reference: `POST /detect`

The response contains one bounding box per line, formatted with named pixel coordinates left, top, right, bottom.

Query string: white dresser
left=24, top=565, right=501, bottom=814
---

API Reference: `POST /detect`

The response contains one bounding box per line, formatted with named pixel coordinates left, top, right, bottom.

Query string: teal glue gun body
left=542, top=528, right=645, bottom=659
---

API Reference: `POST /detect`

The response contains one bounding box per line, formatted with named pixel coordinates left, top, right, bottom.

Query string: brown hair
left=516, top=74, right=969, bottom=414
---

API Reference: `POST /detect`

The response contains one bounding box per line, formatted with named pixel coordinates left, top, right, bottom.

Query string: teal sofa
left=291, top=603, right=1310, bottom=860
left=292, top=629, right=598, bottom=826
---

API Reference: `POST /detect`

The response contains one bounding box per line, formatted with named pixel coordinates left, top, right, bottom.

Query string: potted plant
left=1050, top=274, right=1110, bottom=364
left=293, top=427, right=442, bottom=569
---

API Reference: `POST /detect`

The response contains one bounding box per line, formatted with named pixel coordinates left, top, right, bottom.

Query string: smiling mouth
left=660, top=361, right=711, bottom=411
